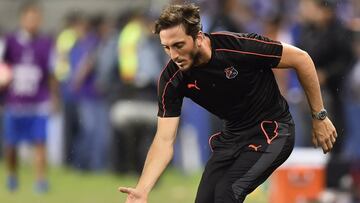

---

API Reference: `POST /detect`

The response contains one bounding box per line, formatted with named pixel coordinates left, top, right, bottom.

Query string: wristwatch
left=312, top=108, right=328, bottom=120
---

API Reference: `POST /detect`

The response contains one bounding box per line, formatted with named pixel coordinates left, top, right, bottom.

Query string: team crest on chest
left=224, top=66, right=238, bottom=79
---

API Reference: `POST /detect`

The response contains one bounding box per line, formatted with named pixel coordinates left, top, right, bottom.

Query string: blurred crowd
left=0, top=0, right=359, bottom=201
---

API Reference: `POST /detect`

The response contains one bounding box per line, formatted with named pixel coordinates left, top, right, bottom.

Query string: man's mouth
left=176, top=61, right=185, bottom=66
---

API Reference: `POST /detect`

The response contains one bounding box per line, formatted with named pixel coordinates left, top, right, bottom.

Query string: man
left=119, top=3, right=337, bottom=203
left=2, top=2, right=58, bottom=193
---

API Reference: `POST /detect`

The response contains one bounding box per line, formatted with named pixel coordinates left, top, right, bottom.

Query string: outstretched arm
left=276, top=43, right=337, bottom=154
left=119, top=116, right=180, bottom=203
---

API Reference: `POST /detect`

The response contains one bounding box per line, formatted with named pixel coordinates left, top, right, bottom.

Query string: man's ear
left=196, top=31, right=204, bottom=47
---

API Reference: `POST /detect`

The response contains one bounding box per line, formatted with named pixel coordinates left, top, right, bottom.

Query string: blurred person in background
left=297, top=0, right=354, bottom=150
left=119, top=3, right=337, bottom=203
left=1, top=1, right=58, bottom=193
left=54, top=10, right=85, bottom=166
left=55, top=10, right=88, bottom=165
left=111, top=10, right=165, bottom=174
left=296, top=0, right=355, bottom=192
left=345, top=31, right=360, bottom=202
left=207, top=0, right=243, bottom=33
left=68, top=14, right=112, bottom=171
left=0, top=27, right=4, bottom=58
left=345, top=23, right=360, bottom=161
left=0, top=26, right=5, bottom=159
left=92, top=14, right=120, bottom=172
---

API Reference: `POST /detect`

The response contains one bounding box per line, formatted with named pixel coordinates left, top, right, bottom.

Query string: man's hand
left=312, top=117, right=337, bottom=154
left=118, top=187, right=148, bottom=203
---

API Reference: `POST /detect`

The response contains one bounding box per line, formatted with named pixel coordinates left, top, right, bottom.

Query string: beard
left=179, top=44, right=201, bottom=72
left=191, top=48, right=202, bottom=67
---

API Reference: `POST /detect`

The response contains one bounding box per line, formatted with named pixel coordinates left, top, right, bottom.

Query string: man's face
left=159, top=24, right=200, bottom=71
left=21, top=8, right=42, bottom=34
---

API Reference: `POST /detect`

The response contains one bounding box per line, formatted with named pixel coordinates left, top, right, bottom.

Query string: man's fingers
left=333, top=130, right=338, bottom=138
left=318, top=137, right=330, bottom=154
left=321, top=142, right=329, bottom=154
left=320, top=137, right=334, bottom=154
left=312, top=134, right=318, bottom=148
left=333, top=131, right=338, bottom=140
left=331, top=133, right=336, bottom=144
left=118, top=187, right=128, bottom=193
left=326, top=139, right=333, bottom=151
left=118, top=187, right=133, bottom=194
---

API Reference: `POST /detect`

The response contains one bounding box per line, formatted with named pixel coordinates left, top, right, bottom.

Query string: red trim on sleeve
left=161, top=69, right=181, bottom=117
left=157, top=60, right=171, bottom=95
left=216, top=48, right=281, bottom=59
left=211, top=32, right=282, bottom=46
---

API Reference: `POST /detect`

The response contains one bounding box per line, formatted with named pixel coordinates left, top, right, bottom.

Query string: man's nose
left=169, top=49, right=179, bottom=61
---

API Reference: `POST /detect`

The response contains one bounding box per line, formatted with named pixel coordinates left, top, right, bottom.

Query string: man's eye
left=175, top=44, right=184, bottom=49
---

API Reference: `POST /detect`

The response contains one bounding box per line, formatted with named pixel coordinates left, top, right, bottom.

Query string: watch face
left=312, top=109, right=328, bottom=120
left=318, top=110, right=327, bottom=120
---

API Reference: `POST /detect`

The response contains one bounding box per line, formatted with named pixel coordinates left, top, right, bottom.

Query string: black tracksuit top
left=157, top=32, right=292, bottom=134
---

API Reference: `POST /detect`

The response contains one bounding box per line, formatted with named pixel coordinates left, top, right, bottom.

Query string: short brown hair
left=154, top=3, right=202, bottom=39
left=19, top=0, right=41, bottom=15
